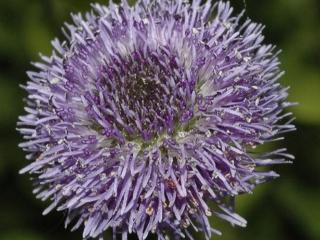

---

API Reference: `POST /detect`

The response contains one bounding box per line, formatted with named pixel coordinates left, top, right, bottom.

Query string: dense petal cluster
left=18, top=0, right=295, bottom=239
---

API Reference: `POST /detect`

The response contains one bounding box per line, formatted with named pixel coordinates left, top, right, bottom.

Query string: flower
left=18, top=0, right=295, bottom=239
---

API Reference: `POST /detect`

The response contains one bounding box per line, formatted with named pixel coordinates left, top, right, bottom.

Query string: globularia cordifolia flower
left=18, top=0, right=295, bottom=239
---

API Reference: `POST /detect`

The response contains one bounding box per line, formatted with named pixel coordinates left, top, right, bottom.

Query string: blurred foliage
left=0, top=0, right=319, bottom=239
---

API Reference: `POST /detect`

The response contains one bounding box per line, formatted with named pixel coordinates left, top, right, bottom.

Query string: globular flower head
left=18, top=0, right=295, bottom=239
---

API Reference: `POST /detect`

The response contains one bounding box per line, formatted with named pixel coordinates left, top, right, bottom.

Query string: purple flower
left=18, top=0, right=295, bottom=239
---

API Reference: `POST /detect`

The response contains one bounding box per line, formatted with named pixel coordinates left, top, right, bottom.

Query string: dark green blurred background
left=0, top=0, right=319, bottom=239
